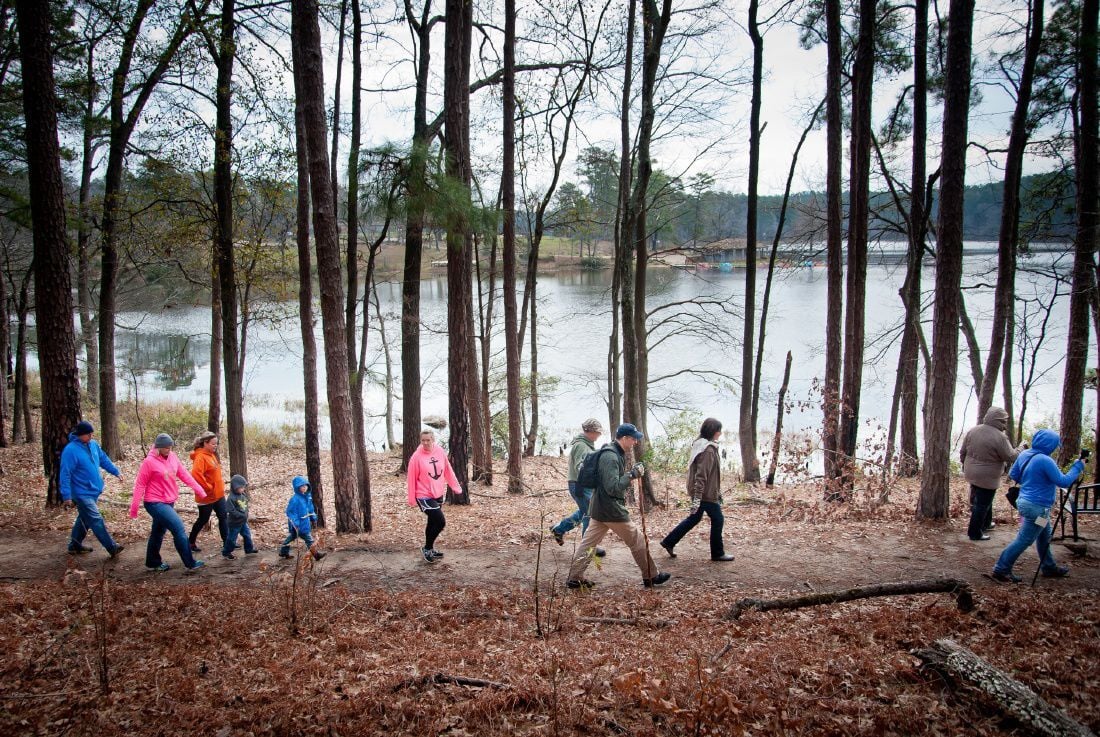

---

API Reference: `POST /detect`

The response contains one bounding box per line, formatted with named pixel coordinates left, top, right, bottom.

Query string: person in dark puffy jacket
left=960, top=407, right=1024, bottom=541
left=991, top=429, right=1085, bottom=583
left=659, top=418, right=734, bottom=561
left=60, top=421, right=125, bottom=558
left=279, top=476, right=326, bottom=561
left=222, top=475, right=257, bottom=560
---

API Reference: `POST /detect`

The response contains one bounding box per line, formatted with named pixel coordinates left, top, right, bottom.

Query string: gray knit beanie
left=154, top=433, right=175, bottom=448
left=230, top=474, right=248, bottom=492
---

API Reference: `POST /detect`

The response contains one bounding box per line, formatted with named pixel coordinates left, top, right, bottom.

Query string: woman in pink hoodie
left=406, top=429, right=463, bottom=562
left=129, top=433, right=208, bottom=572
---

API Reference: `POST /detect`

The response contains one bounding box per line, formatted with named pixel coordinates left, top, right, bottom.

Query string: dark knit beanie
left=73, top=421, right=94, bottom=436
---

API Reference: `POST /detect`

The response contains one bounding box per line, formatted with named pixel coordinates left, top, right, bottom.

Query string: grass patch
left=114, top=400, right=298, bottom=453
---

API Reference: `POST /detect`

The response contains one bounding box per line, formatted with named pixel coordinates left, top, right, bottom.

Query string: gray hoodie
left=226, top=474, right=250, bottom=527
left=960, top=407, right=1021, bottom=490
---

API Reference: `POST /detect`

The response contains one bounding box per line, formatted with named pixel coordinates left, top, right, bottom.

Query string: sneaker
left=984, top=521, right=996, bottom=530
left=222, top=552, right=236, bottom=560
left=429, top=549, right=444, bottom=559
left=660, top=541, right=677, bottom=558
left=566, top=578, right=595, bottom=590
left=68, top=544, right=93, bottom=555
left=245, top=549, right=259, bottom=555
left=1041, top=565, right=1070, bottom=578
left=969, top=535, right=991, bottom=541
left=422, top=547, right=436, bottom=563
left=189, top=543, right=202, bottom=553
left=712, top=554, right=735, bottom=562
left=278, top=550, right=292, bottom=559
left=147, top=563, right=171, bottom=572
left=311, top=550, right=327, bottom=562
left=990, top=570, right=1021, bottom=584
left=184, top=560, right=206, bottom=574
left=643, top=572, right=672, bottom=588
left=550, top=528, right=564, bottom=546
left=594, top=547, right=606, bottom=558
left=108, top=543, right=125, bottom=559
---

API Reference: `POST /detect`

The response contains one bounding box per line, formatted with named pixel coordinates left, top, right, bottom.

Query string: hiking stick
left=635, top=476, right=654, bottom=577
left=1030, top=477, right=1079, bottom=587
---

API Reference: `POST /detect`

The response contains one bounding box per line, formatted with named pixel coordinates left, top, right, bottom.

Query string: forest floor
left=1, top=441, right=1098, bottom=736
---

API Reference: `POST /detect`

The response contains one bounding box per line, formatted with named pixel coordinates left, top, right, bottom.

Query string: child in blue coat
left=278, top=476, right=326, bottom=561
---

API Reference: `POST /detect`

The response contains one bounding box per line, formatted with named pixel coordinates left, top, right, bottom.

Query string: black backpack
left=576, top=445, right=617, bottom=490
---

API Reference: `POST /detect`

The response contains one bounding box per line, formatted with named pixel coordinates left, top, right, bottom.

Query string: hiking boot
left=245, top=549, right=259, bottom=555
left=184, top=560, right=206, bottom=574
left=311, top=550, right=327, bottom=562
left=422, top=547, right=436, bottom=563
left=429, top=549, right=444, bottom=559
left=108, top=543, right=125, bottom=559
left=566, top=578, right=595, bottom=590
left=660, top=541, right=676, bottom=558
left=189, top=543, right=202, bottom=553
left=278, top=549, right=292, bottom=559
left=712, top=554, right=735, bottom=562
left=550, top=528, right=564, bottom=546
left=594, top=547, right=606, bottom=558
left=643, top=572, right=672, bottom=588
left=1041, top=565, right=1070, bottom=578
left=990, top=570, right=1021, bottom=584
left=68, top=544, right=93, bottom=555
left=222, top=552, right=236, bottom=560
left=147, top=563, right=171, bottom=572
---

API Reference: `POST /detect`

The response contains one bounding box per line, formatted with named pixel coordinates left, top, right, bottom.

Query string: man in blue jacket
left=60, top=421, right=125, bottom=558
left=991, top=429, right=1086, bottom=583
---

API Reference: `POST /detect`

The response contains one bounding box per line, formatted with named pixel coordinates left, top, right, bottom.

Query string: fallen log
left=391, top=673, right=510, bottom=692
left=725, top=578, right=975, bottom=620
left=576, top=616, right=673, bottom=628
left=913, top=638, right=1095, bottom=737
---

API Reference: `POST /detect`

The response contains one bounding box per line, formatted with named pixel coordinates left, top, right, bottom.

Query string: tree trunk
left=766, top=351, right=793, bottom=487
left=292, top=0, right=363, bottom=532
left=918, top=0, right=974, bottom=520
left=17, top=0, right=83, bottom=505
left=896, top=0, right=928, bottom=476
left=345, top=0, right=372, bottom=526
left=466, top=256, right=489, bottom=484
left=822, top=0, right=844, bottom=491
left=978, top=0, right=1044, bottom=422
left=13, top=273, right=30, bottom=443
left=502, top=0, right=522, bottom=493
left=77, top=36, right=99, bottom=405
left=524, top=280, right=540, bottom=456
left=330, top=0, right=347, bottom=220
left=399, top=1, right=433, bottom=473
left=371, top=280, right=396, bottom=449
left=293, top=77, right=326, bottom=529
left=0, top=268, right=7, bottom=447
left=214, top=0, right=246, bottom=477
left=208, top=255, right=222, bottom=432
left=739, top=0, right=763, bottom=484
left=838, top=0, right=876, bottom=491
left=1058, top=0, right=1098, bottom=466
left=443, top=0, right=472, bottom=498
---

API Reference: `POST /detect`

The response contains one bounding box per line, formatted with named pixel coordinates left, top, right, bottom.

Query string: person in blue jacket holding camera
left=991, top=429, right=1088, bottom=583
left=60, top=421, right=125, bottom=558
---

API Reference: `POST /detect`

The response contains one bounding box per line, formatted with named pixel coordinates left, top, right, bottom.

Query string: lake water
left=98, top=245, right=1088, bottom=467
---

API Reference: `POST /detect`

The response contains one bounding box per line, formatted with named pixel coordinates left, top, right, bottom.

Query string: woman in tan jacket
left=187, top=431, right=228, bottom=552
left=659, top=418, right=734, bottom=561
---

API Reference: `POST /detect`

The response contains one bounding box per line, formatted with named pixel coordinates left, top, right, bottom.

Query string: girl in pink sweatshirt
left=129, top=433, right=208, bottom=572
left=406, top=429, right=463, bottom=562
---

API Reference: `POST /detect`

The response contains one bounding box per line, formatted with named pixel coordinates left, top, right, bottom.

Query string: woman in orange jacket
left=187, top=431, right=228, bottom=553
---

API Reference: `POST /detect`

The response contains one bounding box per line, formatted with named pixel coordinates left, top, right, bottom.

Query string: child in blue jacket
left=278, top=476, right=326, bottom=561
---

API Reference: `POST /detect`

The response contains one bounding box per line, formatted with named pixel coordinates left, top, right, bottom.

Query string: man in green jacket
left=549, top=418, right=605, bottom=556
left=565, top=424, right=670, bottom=589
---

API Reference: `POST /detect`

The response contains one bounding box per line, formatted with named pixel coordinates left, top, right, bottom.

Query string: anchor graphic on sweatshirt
left=428, top=458, right=443, bottom=480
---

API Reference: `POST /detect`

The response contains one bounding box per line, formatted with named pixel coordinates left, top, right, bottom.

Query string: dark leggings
left=424, top=508, right=446, bottom=550
left=189, top=496, right=228, bottom=545
left=967, top=485, right=995, bottom=540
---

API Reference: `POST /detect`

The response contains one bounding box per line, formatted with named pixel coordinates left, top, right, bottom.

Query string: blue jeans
left=143, top=502, right=197, bottom=569
left=552, top=483, right=592, bottom=537
left=70, top=496, right=119, bottom=553
left=224, top=524, right=255, bottom=555
left=279, top=528, right=315, bottom=556
left=661, top=501, right=726, bottom=559
left=994, top=499, right=1059, bottom=575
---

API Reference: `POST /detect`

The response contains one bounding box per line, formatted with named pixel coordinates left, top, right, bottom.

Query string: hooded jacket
left=129, top=448, right=206, bottom=517
left=687, top=438, right=721, bottom=503
left=189, top=446, right=225, bottom=504
left=1008, top=429, right=1085, bottom=508
left=567, top=434, right=596, bottom=483
left=406, top=444, right=462, bottom=506
left=226, top=475, right=250, bottom=527
left=589, top=441, right=632, bottom=523
left=286, top=476, right=318, bottom=537
left=59, top=433, right=121, bottom=502
left=960, top=407, right=1020, bottom=490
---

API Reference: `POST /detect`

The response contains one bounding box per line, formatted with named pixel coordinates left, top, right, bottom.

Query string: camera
left=1081, top=448, right=1091, bottom=461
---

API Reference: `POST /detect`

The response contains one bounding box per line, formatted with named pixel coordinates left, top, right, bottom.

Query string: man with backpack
left=549, top=418, right=606, bottom=557
left=565, top=423, right=670, bottom=590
